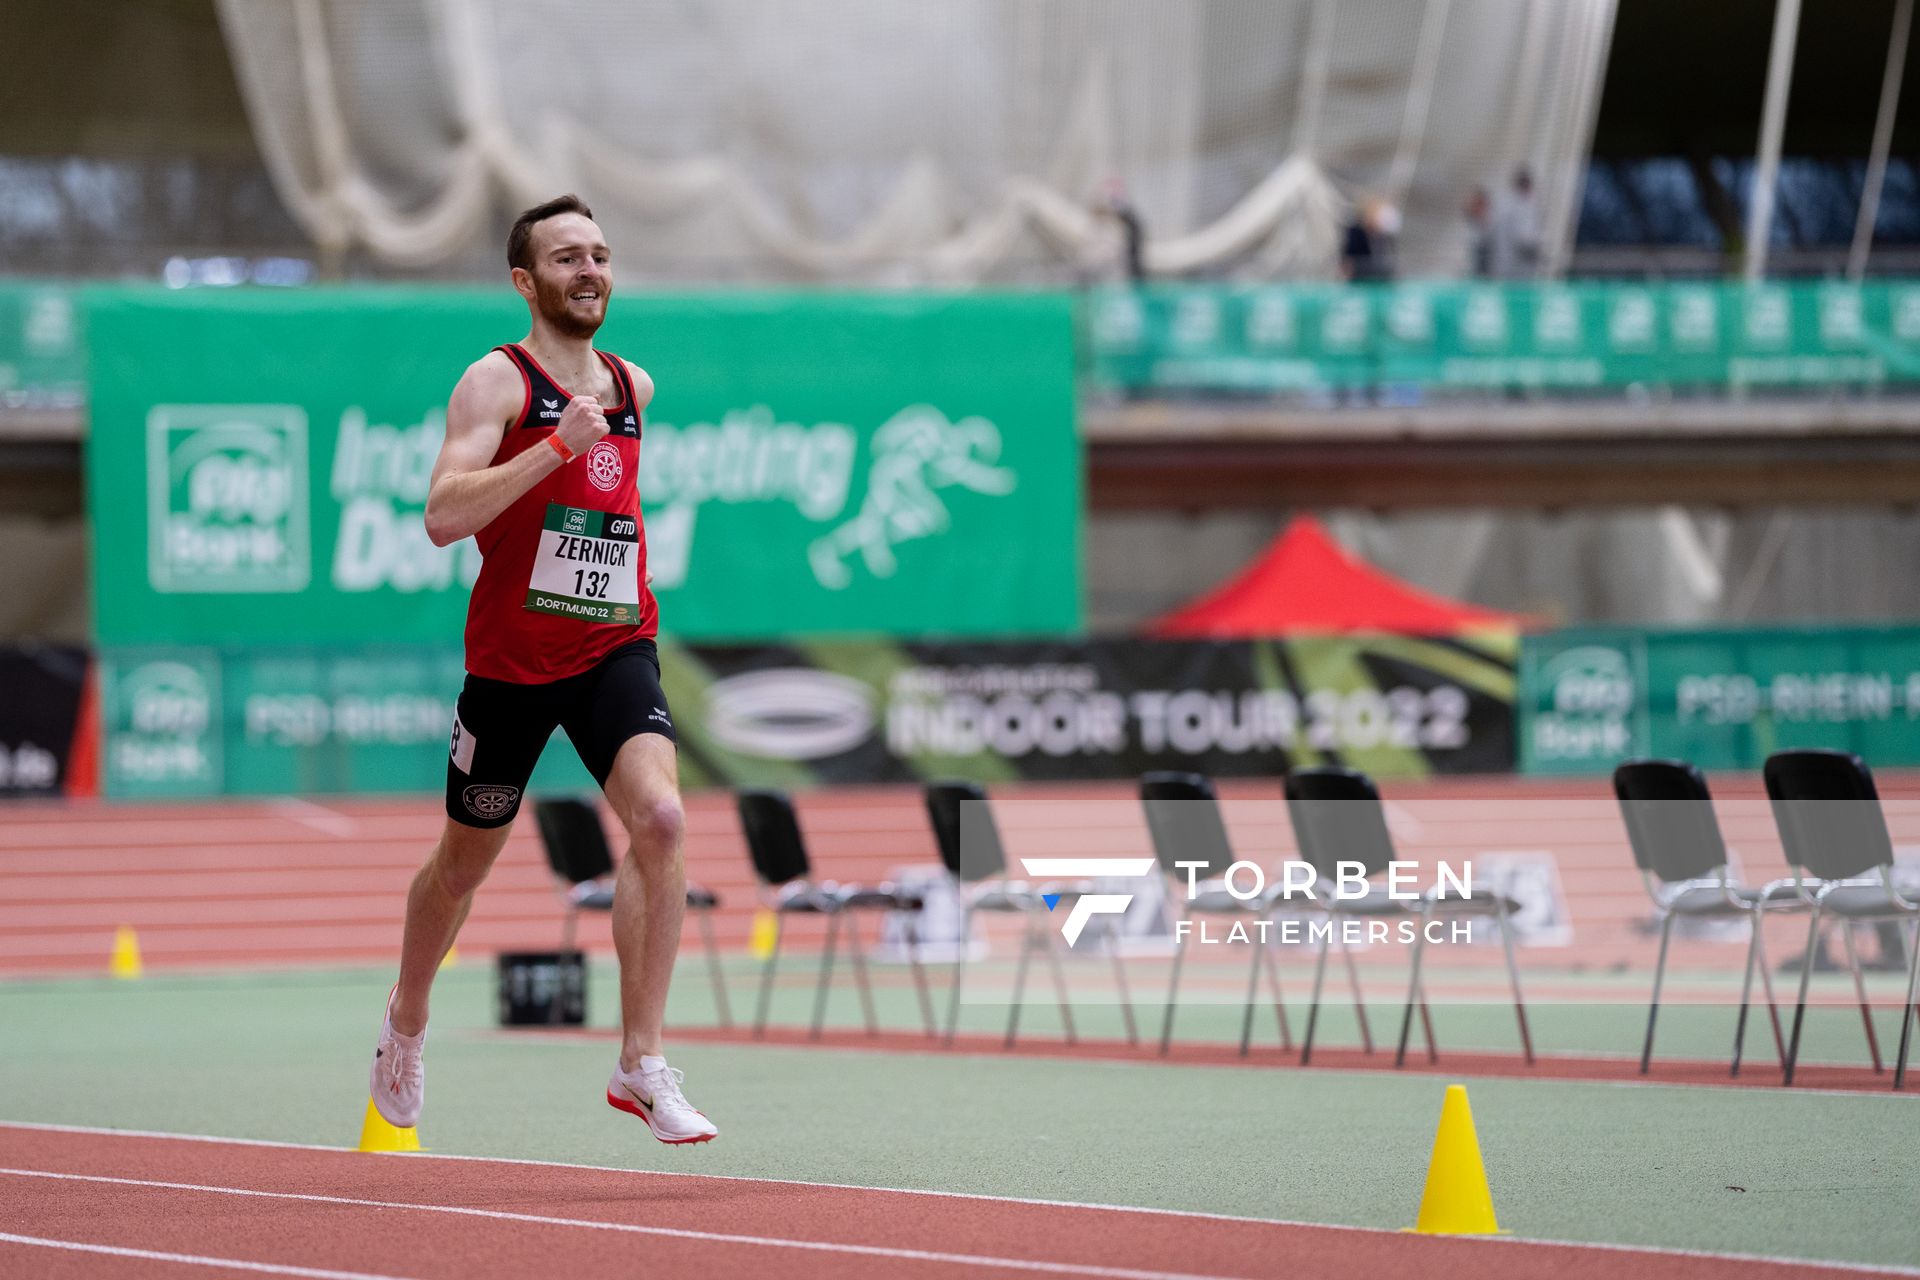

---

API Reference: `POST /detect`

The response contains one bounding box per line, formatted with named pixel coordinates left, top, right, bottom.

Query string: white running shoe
left=369, top=988, right=425, bottom=1128
left=607, top=1059, right=718, bottom=1145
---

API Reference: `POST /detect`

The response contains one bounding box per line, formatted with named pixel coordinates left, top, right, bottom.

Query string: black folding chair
left=1763, top=750, right=1920, bottom=1088
left=736, top=788, right=935, bottom=1040
left=1138, top=772, right=1290, bottom=1057
left=925, top=781, right=1132, bottom=1047
left=1612, top=759, right=1803, bottom=1076
left=531, top=796, right=732, bottom=1028
left=1285, top=765, right=1533, bottom=1069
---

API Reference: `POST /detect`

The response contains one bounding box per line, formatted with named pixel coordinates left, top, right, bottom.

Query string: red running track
left=8, top=775, right=1920, bottom=977
left=0, top=1124, right=1905, bottom=1280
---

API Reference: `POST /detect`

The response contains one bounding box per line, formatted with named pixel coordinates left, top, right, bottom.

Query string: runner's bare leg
left=390, top=821, right=515, bottom=1036
left=602, top=733, right=687, bottom=1068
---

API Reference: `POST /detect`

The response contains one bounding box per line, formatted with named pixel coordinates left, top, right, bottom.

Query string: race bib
left=525, top=503, right=641, bottom=623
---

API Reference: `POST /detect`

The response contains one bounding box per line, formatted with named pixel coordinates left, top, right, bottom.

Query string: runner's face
left=525, top=214, right=611, bottom=339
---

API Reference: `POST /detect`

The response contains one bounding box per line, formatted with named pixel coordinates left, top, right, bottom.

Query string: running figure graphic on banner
left=808, top=405, right=1017, bottom=589
left=368, top=194, right=717, bottom=1145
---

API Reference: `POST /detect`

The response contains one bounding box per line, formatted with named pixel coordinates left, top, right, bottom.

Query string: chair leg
left=1106, top=929, right=1138, bottom=1046
left=1260, top=923, right=1293, bottom=1051
left=1496, top=899, right=1534, bottom=1065
left=1752, top=919, right=1787, bottom=1065
left=1783, top=907, right=1824, bottom=1087
left=1300, top=917, right=1332, bottom=1066
left=1006, top=910, right=1039, bottom=1049
left=1238, top=922, right=1263, bottom=1056
left=753, top=913, right=784, bottom=1038
left=1839, top=921, right=1884, bottom=1073
left=945, top=905, right=974, bottom=1046
left=1894, top=919, right=1920, bottom=1090
left=1910, top=920, right=1920, bottom=1067
left=905, top=914, right=936, bottom=1038
left=696, top=909, right=733, bottom=1030
left=1418, top=987, right=1439, bottom=1064
left=1731, top=908, right=1763, bottom=1077
left=810, top=911, right=843, bottom=1041
left=1396, top=909, right=1431, bottom=1069
left=1159, top=903, right=1191, bottom=1056
left=1042, top=914, right=1077, bottom=1045
left=1341, top=927, right=1374, bottom=1055
left=843, top=911, right=880, bottom=1036
left=1641, top=912, right=1675, bottom=1075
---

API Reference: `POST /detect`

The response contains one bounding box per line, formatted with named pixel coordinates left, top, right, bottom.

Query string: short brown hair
left=507, top=194, right=594, bottom=271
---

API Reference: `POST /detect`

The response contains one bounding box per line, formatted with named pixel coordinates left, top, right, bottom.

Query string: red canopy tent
left=1149, top=516, right=1526, bottom=637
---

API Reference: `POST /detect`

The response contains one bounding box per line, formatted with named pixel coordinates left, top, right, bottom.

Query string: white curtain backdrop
left=216, top=0, right=1615, bottom=281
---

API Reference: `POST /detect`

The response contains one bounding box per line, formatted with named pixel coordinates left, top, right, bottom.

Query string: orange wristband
left=546, top=434, right=575, bottom=464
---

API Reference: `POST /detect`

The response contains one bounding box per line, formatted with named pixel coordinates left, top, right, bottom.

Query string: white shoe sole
left=607, top=1084, right=716, bottom=1145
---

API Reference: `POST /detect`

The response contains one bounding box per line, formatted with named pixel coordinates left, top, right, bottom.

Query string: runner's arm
left=627, top=360, right=658, bottom=589
left=424, top=353, right=577, bottom=547
left=624, top=360, right=656, bottom=415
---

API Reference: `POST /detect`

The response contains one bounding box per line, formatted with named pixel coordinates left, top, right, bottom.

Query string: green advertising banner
left=1092, top=279, right=1920, bottom=393
left=99, top=643, right=596, bottom=798
left=0, top=282, right=86, bottom=411
left=86, top=287, right=1081, bottom=648
left=99, top=631, right=1516, bottom=798
left=1520, top=624, right=1920, bottom=775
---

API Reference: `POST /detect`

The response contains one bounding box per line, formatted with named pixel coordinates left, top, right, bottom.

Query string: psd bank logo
left=147, top=404, right=311, bottom=593
left=1017, top=857, right=1156, bottom=946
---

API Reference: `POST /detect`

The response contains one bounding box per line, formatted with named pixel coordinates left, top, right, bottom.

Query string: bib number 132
left=525, top=503, right=642, bottom=623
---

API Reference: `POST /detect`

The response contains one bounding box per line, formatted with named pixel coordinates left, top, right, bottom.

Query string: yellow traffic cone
left=109, top=926, right=143, bottom=979
left=1408, top=1084, right=1504, bottom=1235
left=358, top=1097, right=421, bottom=1153
left=749, top=909, right=778, bottom=960
left=439, top=945, right=459, bottom=970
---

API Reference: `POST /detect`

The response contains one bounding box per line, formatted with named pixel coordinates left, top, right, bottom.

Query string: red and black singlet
left=462, top=343, right=657, bottom=683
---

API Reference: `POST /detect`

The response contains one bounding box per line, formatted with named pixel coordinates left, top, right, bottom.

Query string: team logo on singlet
left=586, top=440, right=623, bottom=492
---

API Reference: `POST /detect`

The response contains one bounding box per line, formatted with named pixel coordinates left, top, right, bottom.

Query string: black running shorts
left=445, top=638, right=676, bottom=829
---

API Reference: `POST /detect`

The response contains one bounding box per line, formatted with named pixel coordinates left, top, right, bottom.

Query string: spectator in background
left=1342, top=196, right=1400, bottom=282
left=1489, top=167, right=1542, bottom=278
left=1106, top=184, right=1148, bottom=284
left=1464, top=186, right=1493, bottom=276
left=1079, top=179, right=1148, bottom=285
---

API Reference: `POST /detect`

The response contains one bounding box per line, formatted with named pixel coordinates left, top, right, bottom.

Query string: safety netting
left=216, top=0, right=1615, bottom=281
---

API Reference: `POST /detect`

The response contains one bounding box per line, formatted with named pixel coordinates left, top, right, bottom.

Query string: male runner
left=369, top=194, right=716, bottom=1144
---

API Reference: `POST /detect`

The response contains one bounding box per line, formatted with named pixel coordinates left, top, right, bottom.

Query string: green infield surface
left=2, top=962, right=1915, bottom=1277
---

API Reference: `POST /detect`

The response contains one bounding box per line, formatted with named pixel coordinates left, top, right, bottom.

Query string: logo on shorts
left=463, top=784, right=520, bottom=820
left=586, top=440, right=623, bottom=492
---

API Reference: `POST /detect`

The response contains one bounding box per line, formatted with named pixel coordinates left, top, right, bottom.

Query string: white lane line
left=2, top=1122, right=1916, bottom=1278
left=267, top=799, right=361, bottom=838
left=0, top=1119, right=1315, bottom=1230
left=0, top=1230, right=417, bottom=1280
left=0, top=1169, right=1252, bottom=1280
